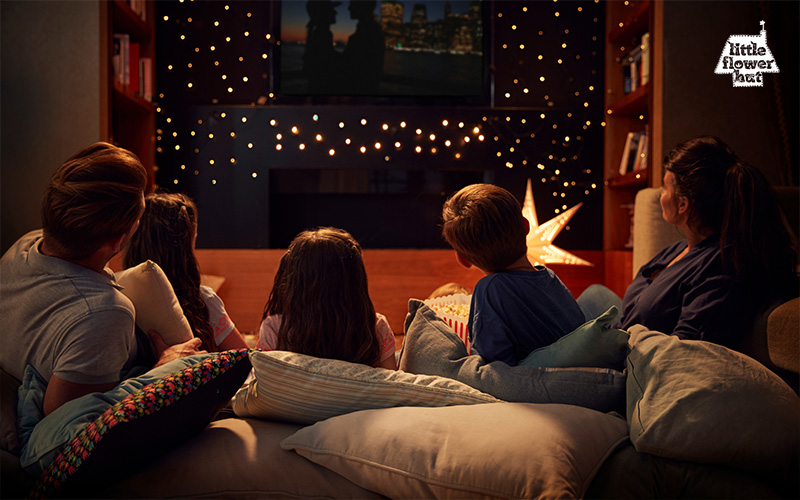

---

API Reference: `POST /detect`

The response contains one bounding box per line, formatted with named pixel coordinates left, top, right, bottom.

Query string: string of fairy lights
left=154, top=0, right=605, bottom=218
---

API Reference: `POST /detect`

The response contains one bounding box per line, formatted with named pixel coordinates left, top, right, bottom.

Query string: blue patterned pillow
left=29, top=349, right=251, bottom=499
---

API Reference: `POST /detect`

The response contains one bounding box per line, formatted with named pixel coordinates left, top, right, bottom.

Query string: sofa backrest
left=632, top=187, right=684, bottom=279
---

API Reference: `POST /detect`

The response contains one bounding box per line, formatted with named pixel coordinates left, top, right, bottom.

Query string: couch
left=2, top=187, right=798, bottom=499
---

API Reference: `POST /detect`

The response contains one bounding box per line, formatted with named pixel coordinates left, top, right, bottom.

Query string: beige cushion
left=282, top=402, right=629, bottom=499
left=99, top=417, right=382, bottom=499
left=115, top=260, right=194, bottom=345
left=632, top=187, right=684, bottom=278
left=232, top=350, right=499, bottom=425
left=767, top=297, right=800, bottom=373
left=626, top=325, right=800, bottom=475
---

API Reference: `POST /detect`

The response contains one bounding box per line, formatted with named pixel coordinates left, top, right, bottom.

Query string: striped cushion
left=232, top=350, right=499, bottom=425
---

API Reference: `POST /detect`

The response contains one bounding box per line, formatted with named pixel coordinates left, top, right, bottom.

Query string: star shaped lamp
left=523, top=179, right=593, bottom=266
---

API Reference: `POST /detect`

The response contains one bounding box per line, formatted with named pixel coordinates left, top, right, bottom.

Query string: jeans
left=577, top=284, right=623, bottom=322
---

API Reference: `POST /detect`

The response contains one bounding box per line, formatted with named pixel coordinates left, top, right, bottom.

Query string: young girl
left=257, top=227, right=397, bottom=369
left=124, top=192, right=249, bottom=352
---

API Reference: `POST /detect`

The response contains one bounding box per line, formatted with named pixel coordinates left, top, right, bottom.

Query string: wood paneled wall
left=193, top=249, right=604, bottom=335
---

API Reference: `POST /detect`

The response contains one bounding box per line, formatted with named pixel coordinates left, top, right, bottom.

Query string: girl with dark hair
left=580, top=136, right=797, bottom=349
left=124, top=192, right=248, bottom=352
left=257, top=227, right=397, bottom=369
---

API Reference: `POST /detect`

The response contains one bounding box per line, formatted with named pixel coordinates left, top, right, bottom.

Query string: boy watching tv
left=441, top=183, right=585, bottom=366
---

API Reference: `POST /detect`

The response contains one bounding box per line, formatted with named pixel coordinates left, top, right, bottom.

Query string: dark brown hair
left=665, top=136, right=797, bottom=292
left=441, top=183, right=528, bottom=272
left=261, top=227, right=380, bottom=366
left=124, top=192, right=217, bottom=351
left=41, top=142, right=147, bottom=260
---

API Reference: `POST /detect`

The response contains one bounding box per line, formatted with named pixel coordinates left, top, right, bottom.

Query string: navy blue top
left=468, top=267, right=584, bottom=366
left=617, top=237, right=748, bottom=346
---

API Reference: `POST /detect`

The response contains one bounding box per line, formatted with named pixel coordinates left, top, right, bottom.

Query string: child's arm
left=375, top=313, right=398, bottom=370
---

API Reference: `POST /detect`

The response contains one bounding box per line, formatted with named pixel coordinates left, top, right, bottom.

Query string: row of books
left=622, top=32, right=650, bottom=94
left=618, top=129, right=648, bottom=175
left=113, top=33, right=153, bottom=101
left=125, top=0, right=147, bottom=22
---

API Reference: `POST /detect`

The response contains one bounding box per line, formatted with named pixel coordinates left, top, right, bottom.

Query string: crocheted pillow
left=30, top=349, right=251, bottom=498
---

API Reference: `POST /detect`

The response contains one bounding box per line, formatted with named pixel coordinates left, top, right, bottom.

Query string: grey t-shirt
left=0, top=230, right=135, bottom=385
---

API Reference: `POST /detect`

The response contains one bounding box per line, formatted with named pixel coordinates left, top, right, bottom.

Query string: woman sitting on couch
left=580, top=136, right=797, bottom=350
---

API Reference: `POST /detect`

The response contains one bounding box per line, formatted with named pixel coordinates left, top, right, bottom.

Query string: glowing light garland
left=154, top=0, right=605, bottom=223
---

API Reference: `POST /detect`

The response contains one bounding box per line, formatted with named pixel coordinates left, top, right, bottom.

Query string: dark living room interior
left=2, top=1, right=800, bottom=499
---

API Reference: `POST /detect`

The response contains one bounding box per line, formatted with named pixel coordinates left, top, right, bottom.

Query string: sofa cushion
left=282, top=402, right=629, bottom=500
left=519, top=305, right=629, bottom=370
left=398, top=299, right=626, bottom=413
left=626, top=325, right=800, bottom=477
left=232, top=350, right=499, bottom=425
left=27, top=350, right=251, bottom=498
left=767, top=297, right=800, bottom=373
left=115, top=260, right=194, bottom=345
left=632, top=187, right=685, bottom=278
left=98, top=417, right=383, bottom=499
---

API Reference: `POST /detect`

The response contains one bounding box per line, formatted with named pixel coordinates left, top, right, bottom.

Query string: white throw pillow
left=115, top=260, right=193, bottom=346
left=282, top=402, right=629, bottom=499
left=232, top=350, right=499, bottom=425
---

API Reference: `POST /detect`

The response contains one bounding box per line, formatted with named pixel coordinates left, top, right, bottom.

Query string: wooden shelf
left=608, top=0, right=651, bottom=46
left=607, top=169, right=649, bottom=189
left=608, top=83, right=649, bottom=117
left=602, top=0, right=660, bottom=288
left=113, top=81, right=155, bottom=114
left=106, top=0, right=156, bottom=187
left=112, top=0, right=151, bottom=40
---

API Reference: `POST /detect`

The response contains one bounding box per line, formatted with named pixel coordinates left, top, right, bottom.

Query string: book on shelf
left=632, top=132, right=647, bottom=171
left=621, top=32, right=650, bottom=94
left=112, top=33, right=129, bottom=86
left=623, top=45, right=642, bottom=94
left=618, top=131, right=642, bottom=176
left=127, top=0, right=147, bottom=22
left=640, top=32, right=650, bottom=86
left=139, top=57, right=153, bottom=101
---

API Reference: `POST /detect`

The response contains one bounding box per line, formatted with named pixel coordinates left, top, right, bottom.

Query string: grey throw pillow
left=399, top=299, right=626, bottom=413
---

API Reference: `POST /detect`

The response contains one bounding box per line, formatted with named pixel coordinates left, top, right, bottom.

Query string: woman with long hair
left=124, top=192, right=248, bottom=352
left=257, top=227, right=397, bottom=369
left=580, top=136, right=797, bottom=349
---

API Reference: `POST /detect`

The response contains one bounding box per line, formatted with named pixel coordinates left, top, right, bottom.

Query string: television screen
left=277, top=0, right=487, bottom=101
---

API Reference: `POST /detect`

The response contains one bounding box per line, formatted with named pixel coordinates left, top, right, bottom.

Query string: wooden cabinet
left=103, top=0, right=156, bottom=186
left=602, top=0, right=662, bottom=296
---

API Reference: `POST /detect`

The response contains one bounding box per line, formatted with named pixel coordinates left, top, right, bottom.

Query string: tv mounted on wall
left=275, top=0, right=491, bottom=104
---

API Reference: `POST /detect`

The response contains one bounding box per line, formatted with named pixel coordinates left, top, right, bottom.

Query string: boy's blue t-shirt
left=468, top=267, right=584, bottom=366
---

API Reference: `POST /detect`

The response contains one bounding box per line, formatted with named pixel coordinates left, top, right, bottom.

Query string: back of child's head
left=427, top=282, right=471, bottom=299
left=124, top=191, right=217, bottom=351
left=264, top=227, right=379, bottom=365
left=442, top=184, right=528, bottom=272
left=125, top=192, right=198, bottom=272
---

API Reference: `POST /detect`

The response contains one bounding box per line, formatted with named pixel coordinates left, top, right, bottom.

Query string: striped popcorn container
left=423, top=293, right=472, bottom=354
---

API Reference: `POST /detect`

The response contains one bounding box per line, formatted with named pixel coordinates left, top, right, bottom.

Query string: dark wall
left=661, top=0, right=798, bottom=185
left=154, top=0, right=607, bottom=249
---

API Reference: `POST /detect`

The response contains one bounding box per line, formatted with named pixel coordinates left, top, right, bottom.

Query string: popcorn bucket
left=423, top=293, right=472, bottom=354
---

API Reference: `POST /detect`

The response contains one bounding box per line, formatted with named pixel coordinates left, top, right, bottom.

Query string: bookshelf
left=602, top=0, right=662, bottom=297
left=103, top=0, right=156, bottom=187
